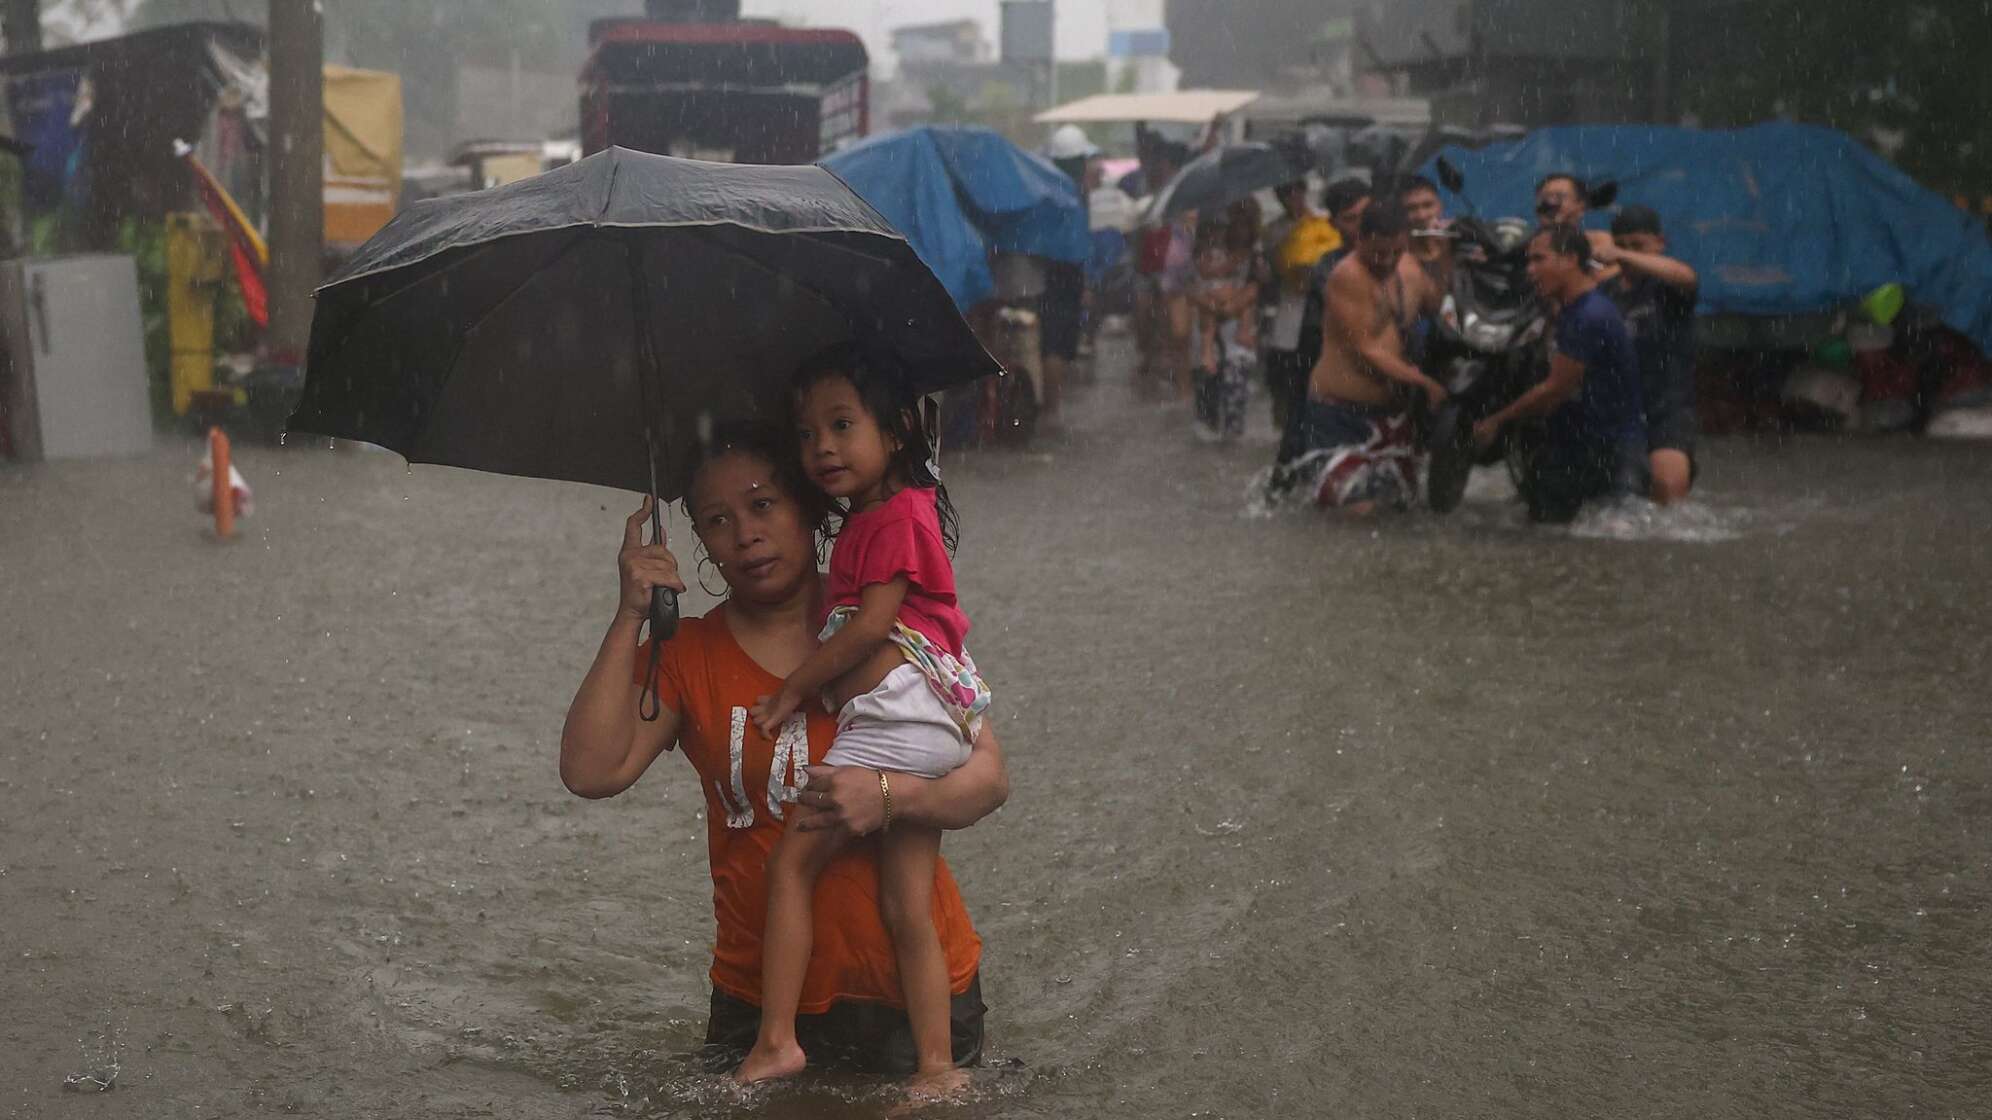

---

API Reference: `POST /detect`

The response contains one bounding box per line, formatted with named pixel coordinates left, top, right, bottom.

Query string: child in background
left=1191, top=221, right=1261, bottom=441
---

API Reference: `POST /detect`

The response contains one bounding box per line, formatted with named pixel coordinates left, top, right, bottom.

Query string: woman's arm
left=792, top=722, right=1011, bottom=834
left=559, top=614, right=680, bottom=798
left=558, top=500, right=686, bottom=799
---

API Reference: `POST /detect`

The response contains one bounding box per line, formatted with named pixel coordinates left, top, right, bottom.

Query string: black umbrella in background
left=1148, top=140, right=1310, bottom=223
left=290, top=147, right=1001, bottom=717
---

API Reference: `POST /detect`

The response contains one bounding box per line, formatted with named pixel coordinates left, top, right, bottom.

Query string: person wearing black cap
left=1599, top=204, right=1701, bottom=504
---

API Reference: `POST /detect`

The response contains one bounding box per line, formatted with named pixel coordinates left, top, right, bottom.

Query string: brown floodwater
left=5, top=337, right=1989, bottom=1117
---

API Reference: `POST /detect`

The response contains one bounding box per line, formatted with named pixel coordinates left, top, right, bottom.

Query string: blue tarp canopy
left=822, top=125, right=1090, bottom=310
left=1423, top=124, right=1992, bottom=354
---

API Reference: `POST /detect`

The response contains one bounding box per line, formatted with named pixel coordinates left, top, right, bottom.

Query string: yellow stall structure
left=168, top=65, right=404, bottom=415
left=323, top=64, right=405, bottom=250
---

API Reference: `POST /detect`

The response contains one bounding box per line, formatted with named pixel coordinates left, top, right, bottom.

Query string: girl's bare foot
left=908, top=1067, right=970, bottom=1098
left=733, top=1039, right=806, bottom=1084
left=887, top=1067, right=971, bottom=1115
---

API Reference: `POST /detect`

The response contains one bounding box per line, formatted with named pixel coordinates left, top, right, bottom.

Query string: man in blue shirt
left=1473, top=223, right=1649, bottom=523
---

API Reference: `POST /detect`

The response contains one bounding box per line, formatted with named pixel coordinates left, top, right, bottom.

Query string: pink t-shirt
left=826, top=486, right=969, bottom=658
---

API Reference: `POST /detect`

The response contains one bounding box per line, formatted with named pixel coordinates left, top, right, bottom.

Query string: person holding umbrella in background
left=1144, top=138, right=1313, bottom=422
left=1189, top=199, right=1265, bottom=441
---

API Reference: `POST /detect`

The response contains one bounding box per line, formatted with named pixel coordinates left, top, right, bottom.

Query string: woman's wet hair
left=1532, top=221, right=1594, bottom=268
left=792, top=343, right=960, bottom=554
left=680, top=417, right=832, bottom=539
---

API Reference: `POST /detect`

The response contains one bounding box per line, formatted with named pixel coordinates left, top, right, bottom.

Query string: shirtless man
left=1270, top=202, right=1444, bottom=512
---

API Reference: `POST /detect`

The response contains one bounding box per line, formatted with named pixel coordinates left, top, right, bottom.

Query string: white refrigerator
left=0, top=254, right=153, bottom=462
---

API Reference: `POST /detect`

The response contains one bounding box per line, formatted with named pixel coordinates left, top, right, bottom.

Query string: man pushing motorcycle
left=1471, top=223, right=1649, bottom=523
left=1269, top=202, right=1446, bottom=514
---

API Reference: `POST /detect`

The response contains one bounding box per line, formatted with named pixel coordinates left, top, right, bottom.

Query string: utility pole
left=2, top=0, right=41, bottom=55
left=266, top=0, right=323, bottom=363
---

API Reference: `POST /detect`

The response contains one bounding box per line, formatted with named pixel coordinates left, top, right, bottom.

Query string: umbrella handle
left=638, top=587, right=679, bottom=724
left=637, top=489, right=679, bottom=723
left=650, top=585, right=679, bottom=642
left=645, top=492, right=678, bottom=644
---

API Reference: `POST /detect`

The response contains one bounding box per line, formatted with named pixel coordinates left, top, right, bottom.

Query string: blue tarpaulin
left=822, top=125, right=1090, bottom=310
left=1424, top=124, right=1992, bottom=354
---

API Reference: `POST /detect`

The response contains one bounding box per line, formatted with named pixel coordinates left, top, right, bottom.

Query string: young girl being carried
left=736, top=346, right=992, bottom=1091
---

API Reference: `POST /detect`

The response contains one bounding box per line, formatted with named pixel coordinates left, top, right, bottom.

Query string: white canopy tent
left=1035, top=90, right=1261, bottom=125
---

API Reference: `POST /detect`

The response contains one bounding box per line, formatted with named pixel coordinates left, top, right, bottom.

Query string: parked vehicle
left=581, top=0, right=868, bottom=164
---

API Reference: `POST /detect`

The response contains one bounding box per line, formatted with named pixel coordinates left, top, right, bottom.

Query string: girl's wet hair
left=680, top=417, right=833, bottom=539
left=792, top=343, right=960, bottom=554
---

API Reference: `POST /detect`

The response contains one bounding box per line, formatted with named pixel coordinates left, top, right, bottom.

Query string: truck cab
left=581, top=0, right=868, bottom=164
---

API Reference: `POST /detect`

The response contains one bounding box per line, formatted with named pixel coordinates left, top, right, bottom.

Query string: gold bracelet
left=876, top=769, right=893, bottom=834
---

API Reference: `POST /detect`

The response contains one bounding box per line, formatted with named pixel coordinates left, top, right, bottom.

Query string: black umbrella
left=290, top=146, right=1001, bottom=711
left=1148, top=141, right=1309, bottom=223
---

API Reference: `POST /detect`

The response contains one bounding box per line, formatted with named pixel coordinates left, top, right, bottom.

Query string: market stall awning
left=1035, top=90, right=1259, bottom=125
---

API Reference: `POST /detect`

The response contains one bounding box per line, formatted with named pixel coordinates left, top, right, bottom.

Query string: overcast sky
left=740, top=0, right=1161, bottom=69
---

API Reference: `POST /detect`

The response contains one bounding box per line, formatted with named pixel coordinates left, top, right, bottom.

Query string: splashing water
left=1244, top=461, right=1764, bottom=542
left=1566, top=498, right=1753, bottom=543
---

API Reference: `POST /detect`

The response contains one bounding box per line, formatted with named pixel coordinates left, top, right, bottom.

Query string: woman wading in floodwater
left=558, top=422, right=1010, bottom=1078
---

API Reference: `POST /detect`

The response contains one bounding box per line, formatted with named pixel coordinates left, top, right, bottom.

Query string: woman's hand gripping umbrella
left=288, top=147, right=1003, bottom=718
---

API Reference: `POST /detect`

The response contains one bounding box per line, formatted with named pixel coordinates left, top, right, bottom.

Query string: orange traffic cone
left=210, top=427, right=234, bottom=539
left=196, top=427, right=252, bottom=539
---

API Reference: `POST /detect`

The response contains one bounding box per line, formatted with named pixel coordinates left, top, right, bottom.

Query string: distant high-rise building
left=1164, top=0, right=1352, bottom=93
left=891, top=19, right=988, bottom=68
left=1105, top=0, right=1177, bottom=94
left=1355, top=0, right=1660, bottom=127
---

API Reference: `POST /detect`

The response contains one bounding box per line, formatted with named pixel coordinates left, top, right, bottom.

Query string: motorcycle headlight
left=1463, top=312, right=1516, bottom=351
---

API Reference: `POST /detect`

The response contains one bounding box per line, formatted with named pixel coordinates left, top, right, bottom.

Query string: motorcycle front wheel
left=1425, top=401, right=1476, bottom=514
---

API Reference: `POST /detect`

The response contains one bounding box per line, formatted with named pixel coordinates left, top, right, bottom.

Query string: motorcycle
left=1420, top=159, right=1617, bottom=513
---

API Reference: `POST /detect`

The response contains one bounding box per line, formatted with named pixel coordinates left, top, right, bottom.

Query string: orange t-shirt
left=636, top=609, right=982, bottom=1013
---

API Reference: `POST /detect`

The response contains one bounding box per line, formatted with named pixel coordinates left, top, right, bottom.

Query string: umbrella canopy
left=1149, top=141, right=1309, bottom=224
left=290, top=146, right=1002, bottom=502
